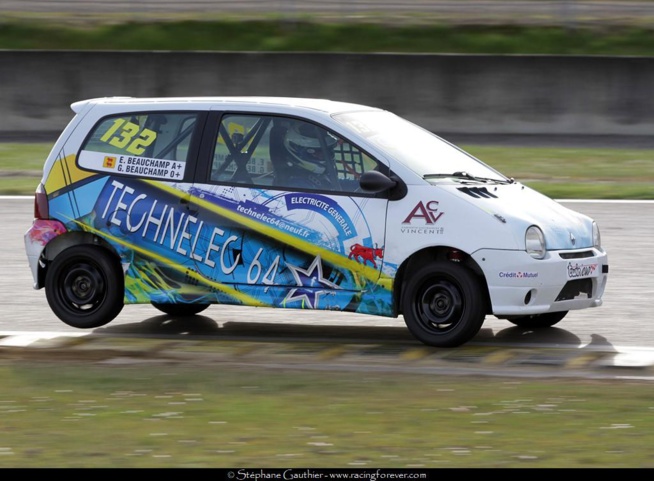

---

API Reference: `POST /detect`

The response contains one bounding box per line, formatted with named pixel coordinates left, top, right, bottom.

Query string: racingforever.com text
left=230, top=469, right=429, bottom=481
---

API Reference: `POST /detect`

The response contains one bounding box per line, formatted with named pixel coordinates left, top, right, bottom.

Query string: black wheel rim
left=414, top=278, right=464, bottom=333
left=58, top=261, right=106, bottom=313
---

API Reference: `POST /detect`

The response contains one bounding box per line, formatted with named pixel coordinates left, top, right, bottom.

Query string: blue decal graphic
left=283, top=193, right=356, bottom=240
left=62, top=176, right=394, bottom=316
left=284, top=255, right=340, bottom=308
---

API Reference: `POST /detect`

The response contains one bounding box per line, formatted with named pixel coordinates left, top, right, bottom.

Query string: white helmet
left=284, top=122, right=338, bottom=174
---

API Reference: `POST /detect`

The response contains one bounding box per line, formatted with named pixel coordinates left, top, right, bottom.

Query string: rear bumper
left=24, top=219, right=67, bottom=289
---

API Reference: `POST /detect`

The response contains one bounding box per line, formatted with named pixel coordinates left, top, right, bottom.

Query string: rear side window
left=77, top=112, right=200, bottom=181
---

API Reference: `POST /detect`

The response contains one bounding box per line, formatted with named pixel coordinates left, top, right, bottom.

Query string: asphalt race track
left=3, top=196, right=654, bottom=379
left=2, top=196, right=653, bottom=346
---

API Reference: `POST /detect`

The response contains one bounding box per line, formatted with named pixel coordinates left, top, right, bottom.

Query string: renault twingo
left=24, top=97, right=609, bottom=347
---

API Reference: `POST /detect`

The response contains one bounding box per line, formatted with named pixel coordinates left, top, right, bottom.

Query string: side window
left=211, top=115, right=274, bottom=185
left=210, top=114, right=382, bottom=193
left=269, top=117, right=382, bottom=193
left=78, top=112, right=200, bottom=181
left=333, top=139, right=380, bottom=193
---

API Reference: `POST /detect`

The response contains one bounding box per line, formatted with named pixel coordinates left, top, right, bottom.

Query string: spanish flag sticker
left=103, top=156, right=116, bottom=168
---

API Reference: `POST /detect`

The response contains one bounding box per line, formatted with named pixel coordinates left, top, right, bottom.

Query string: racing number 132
left=100, top=118, right=157, bottom=155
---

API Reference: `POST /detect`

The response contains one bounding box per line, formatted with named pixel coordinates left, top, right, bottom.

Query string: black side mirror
left=359, top=170, right=397, bottom=193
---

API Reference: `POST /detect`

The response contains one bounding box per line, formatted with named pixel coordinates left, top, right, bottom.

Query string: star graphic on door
left=284, top=255, right=340, bottom=309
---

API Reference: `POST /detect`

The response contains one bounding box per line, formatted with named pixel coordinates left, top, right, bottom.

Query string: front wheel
left=505, top=311, right=568, bottom=328
left=45, top=245, right=124, bottom=329
left=402, top=261, right=486, bottom=348
left=151, top=302, right=209, bottom=317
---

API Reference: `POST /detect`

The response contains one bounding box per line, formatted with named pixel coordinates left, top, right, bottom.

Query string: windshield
left=332, top=110, right=508, bottom=182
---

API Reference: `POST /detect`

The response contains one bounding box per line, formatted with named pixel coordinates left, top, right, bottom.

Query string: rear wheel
left=45, top=245, right=124, bottom=329
left=402, top=261, right=486, bottom=347
left=506, top=311, right=568, bottom=328
left=151, top=302, right=209, bottom=316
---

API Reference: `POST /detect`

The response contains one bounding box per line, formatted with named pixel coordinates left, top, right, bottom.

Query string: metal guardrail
left=1, top=1, right=654, bottom=26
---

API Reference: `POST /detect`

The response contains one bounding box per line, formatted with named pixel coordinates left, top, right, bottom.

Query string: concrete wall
left=2, top=50, right=654, bottom=138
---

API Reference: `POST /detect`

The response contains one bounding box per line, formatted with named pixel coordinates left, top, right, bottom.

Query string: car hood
left=442, top=182, right=595, bottom=250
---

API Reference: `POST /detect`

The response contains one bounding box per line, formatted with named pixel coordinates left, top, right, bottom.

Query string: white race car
left=24, top=96, right=609, bottom=347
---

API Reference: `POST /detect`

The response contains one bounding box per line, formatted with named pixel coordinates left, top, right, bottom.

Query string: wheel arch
left=37, top=232, right=123, bottom=289
left=394, top=245, right=491, bottom=316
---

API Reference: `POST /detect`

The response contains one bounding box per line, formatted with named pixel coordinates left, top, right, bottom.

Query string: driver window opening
left=211, top=114, right=381, bottom=193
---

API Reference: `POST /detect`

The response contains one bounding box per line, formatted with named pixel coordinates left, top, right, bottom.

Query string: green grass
left=3, top=142, right=653, bottom=199
left=0, top=143, right=48, bottom=195
left=3, top=19, right=654, bottom=55
left=1, top=360, right=653, bottom=468
left=462, top=145, right=654, bottom=199
left=0, top=143, right=50, bottom=171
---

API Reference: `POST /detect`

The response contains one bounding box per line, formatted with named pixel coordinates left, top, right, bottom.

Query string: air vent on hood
left=457, top=187, right=498, bottom=199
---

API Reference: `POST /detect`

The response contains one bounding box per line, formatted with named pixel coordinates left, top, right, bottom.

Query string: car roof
left=71, top=96, right=380, bottom=116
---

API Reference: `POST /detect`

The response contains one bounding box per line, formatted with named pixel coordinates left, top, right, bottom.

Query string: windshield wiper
left=424, top=171, right=513, bottom=184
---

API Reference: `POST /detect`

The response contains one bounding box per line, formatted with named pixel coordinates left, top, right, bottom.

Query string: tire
left=402, top=261, right=486, bottom=348
left=151, top=302, right=209, bottom=316
left=506, top=311, right=568, bottom=328
left=45, top=245, right=124, bottom=329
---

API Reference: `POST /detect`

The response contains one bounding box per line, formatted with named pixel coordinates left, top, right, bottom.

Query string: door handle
left=180, top=196, right=199, bottom=216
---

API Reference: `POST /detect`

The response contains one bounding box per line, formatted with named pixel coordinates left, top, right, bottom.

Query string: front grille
left=559, top=251, right=594, bottom=259
left=556, top=278, right=593, bottom=301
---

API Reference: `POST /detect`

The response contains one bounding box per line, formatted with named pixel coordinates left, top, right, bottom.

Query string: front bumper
left=472, top=247, right=609, bottom=316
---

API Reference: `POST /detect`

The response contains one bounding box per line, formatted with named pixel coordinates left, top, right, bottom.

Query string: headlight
left=526, top=225, right=546, bottom=259
left=592, top=221, right=601, bottom=248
